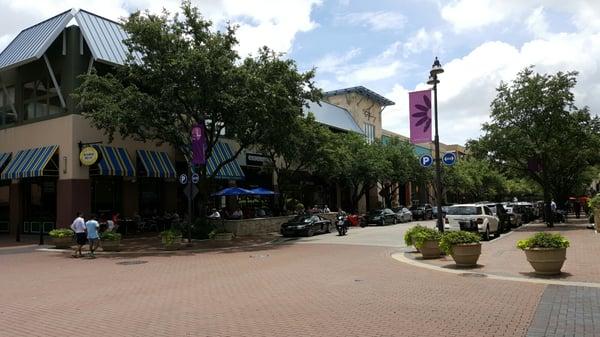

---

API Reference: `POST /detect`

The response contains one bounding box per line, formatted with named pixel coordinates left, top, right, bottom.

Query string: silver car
left=394, top=207, right=413, bottom=223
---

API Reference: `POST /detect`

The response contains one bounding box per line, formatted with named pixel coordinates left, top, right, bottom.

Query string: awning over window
left=1, top=146, right=58, bottom=180
left=92, top=145, right=135, bottom=177
left=0, top=152, right=10, bottom=173
left=136, top=150, right=176, bottom=178
left=208, top=142, right=245, bottom=180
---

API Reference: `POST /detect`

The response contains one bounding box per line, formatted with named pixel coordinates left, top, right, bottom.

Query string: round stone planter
left=594, top=209, right=600, bottom=233
left=419, top=240, right=441, bottom=259
left=101, top=239, right=121, bottom=252
left=50, top=236, right=73, bottom=249
left=212, top=232, right=233, bottom=241
left=161, top=236, right=182, bottom=251
left=450, top=243, right=481, bottom=267
left=524, top=248, right=567, bottom=276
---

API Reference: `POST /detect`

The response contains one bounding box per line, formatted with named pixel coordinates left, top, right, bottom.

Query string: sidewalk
left=408, top=219, right=600, bottom=284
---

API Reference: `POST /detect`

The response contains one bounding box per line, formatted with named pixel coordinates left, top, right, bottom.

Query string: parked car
left=410, top=204, right=433, bottom=220
left=432, top=206, right=449, bottom=219
left=365, top=208, right=398, bottom=226
left=444, top=204, right=500, bottom=240
left=393, top=207, right=413, bottom=223
left=483, top=203, right=511, bottom=233
left=281, top=214, right=332, bottom=237
left=504, top=204, right=523, bottom=227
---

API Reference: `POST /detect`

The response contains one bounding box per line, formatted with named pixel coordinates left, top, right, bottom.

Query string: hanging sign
left=79, top=146, right=99, bottom=166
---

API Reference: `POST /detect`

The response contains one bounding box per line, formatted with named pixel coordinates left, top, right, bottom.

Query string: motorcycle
left=336, top=215, right=348, bottom=236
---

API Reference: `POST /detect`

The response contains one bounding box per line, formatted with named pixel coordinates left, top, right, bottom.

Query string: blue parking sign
left=443, top=152, right=457, bottom=166
left=419, top=155, right=433, bottom=167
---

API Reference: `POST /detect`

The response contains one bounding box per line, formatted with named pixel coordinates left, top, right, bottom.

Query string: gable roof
left=324, top=86, right=395, bottom=107
left=303, top=100, right=363, bottom=133
left=0, top=8, right=132, bottom=72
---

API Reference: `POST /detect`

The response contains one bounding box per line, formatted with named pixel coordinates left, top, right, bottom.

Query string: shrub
left=100, top=232, right=122, bottom=241
left=174, top=219, right=216, bottom=240
left=160, top=229, right=182, bottom=245
left=404, top=225, right=428, bottom=246
left=412, top=227, right=442, bottom=249
left=208, top=227, right=233, bottom=239
left=588, top=194, right=600, bottom=210
left=439, top=231, right=480, bottom=255
left=517, top=232, right=570, bottom=250
left=49, top=228, right=74, bottom=238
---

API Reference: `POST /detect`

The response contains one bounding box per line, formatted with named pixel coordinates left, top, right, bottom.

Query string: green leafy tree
left=469, top=67, right=600, bottom=225
left=377, top=137, right=421, bottom=208
left=442, top=158, right=507, bottom=203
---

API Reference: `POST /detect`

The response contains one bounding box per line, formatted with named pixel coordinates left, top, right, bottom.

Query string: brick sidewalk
left=0, top=243, right=542, bottom=337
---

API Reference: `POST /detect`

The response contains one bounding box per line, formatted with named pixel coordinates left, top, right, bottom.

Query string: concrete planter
left=420, top=240, right=441, bottom=259
left=101, top=239, right=121, bottom=252
left=524, top=248, right=567, bottom=275
left=212, top=232, right=233, bottom=241
left=50, top=236, right=73, bottom=249
left=450, top=243, right=481, bottom=267
left=594, top=209, right=600, bottom=233
left=161, top=235, right=182, bottom=251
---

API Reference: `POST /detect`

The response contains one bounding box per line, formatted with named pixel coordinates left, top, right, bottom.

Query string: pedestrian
left=574, top=201, right=581, bottom=219
left=70, top=212, right=86, bottom=258
left=85, top=214, right=100, bottom=258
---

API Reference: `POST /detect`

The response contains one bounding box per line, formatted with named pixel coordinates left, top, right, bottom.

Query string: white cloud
left=526, top=6, right=549, bottom=38
left=440, top=0, right=516, bottom=32
left=402, top=28, right=444, bottom=58
left=338, top=11, right=406, bottom=31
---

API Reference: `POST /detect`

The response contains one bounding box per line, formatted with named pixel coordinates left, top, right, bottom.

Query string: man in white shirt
left=70, top=212, right=86, bottom=258
left=208, top=209, right=221, bottom=219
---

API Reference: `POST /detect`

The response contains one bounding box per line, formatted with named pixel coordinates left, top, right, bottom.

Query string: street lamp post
left=427, top=57, right=444, bottom=232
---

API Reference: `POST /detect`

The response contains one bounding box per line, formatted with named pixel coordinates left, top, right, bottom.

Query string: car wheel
left=380, top=219, right=385, bottom=226
left=393, top=217, right=397, bottom=225
left=483, top=225, right=490, bottom=241
left=306, top=228, right=314, bottom=237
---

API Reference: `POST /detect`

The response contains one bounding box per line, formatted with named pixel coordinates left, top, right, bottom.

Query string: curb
left=391, top=251, right=600, bottom=289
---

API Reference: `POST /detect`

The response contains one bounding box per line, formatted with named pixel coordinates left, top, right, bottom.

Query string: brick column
left=56, top=179, right=90, bottom=228
left=9, top=182, right=23, bottom=239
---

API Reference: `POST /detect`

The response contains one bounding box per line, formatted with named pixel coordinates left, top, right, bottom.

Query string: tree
left=441, top=158, right=507, bottom=203
left=74, top=2, right=319, bottom=222
left=377, top=137, right=421, bottom=208
left=469, top=67, right=600, bottom=225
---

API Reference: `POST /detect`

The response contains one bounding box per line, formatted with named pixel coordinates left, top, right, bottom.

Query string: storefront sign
left=246, top=153, right=270, bottom=167
left=79, top=146, right=99, bottom=166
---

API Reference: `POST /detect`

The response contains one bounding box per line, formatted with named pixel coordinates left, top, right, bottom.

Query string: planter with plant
left=100, top=232, right=122, bottom=251
left=439, top=231, right=481, bottom=267
left=209, top=228, right=234, bottom=241
left=48, top=229, right=74, bottom=248
left=404, top=225, right=428, bottom=252
left=517, top=232, right=570, bottom=275
left=588, top=194, right=600, bottom=233
left=160, top=229, right=182, bottom=250
left=413, top=227, right=442, bottom=259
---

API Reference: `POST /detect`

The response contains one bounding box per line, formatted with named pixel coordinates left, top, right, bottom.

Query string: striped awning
left=137, top=150, right=176, bottom=178
left=208, top=142, right=245, bottom=180
left=92, top=145, right=135, bottom=176
left=1, top=146, right=58, bottom=180
left=0, top=152, right=10, bottom=173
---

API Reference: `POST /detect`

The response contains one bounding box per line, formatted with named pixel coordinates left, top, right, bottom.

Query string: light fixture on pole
left=428, top=57, right=444, bottom=232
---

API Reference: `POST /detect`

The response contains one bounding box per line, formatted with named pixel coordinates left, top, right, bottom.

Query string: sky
left=1, top=0, right=599, bottom=145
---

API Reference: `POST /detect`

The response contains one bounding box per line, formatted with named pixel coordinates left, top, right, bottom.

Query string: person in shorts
left=85, top=214, right=100, bottom=258
left=70, top=212, right=86, bottom=258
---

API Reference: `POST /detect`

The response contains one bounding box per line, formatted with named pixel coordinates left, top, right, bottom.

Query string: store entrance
left=22, top=178, right=57, bottom=233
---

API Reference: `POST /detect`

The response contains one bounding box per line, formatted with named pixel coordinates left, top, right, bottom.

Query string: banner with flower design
left=409, top=89, right=432, bottom=144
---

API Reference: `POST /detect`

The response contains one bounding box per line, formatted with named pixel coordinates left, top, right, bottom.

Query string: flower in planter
left=412, top=227, right=442, bottom=249
left=100, top=232, right=122, bottom=241
left=160, top=229, right=182, bottom=245
left=439, top=231, right=480, bottom=255
left=516, top=232, right=570, bottom=250
left=404, top=225, right=428, bottom=247
left=49, top=229, right=74, bottom=238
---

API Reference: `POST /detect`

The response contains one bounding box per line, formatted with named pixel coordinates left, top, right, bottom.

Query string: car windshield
left=369, top=210, right=383, bottom=216
left=291, top=215, right=312, bottom=223
left=447, top=206, right=481, bottom=215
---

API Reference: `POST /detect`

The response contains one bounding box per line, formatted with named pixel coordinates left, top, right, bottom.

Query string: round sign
left=419, top=154, right=433, bottom=167
left=192, top=173, right=200, bottom=184
left=442, top=152, right=457, bottom=166
left=179, top=174, right=188, bottom=185
left=79, top=146, right=99, bottom=166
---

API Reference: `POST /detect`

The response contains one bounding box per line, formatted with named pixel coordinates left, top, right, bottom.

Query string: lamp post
left=427, top=57, right=444, bottom=232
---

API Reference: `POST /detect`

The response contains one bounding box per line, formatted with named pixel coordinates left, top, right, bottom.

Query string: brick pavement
left=527, top=285, right=600, bottom=337
left=0, top=242, right=543, bottom=337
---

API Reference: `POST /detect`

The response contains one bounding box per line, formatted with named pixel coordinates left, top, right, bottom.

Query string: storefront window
left=139, top=178, right=163, bottom=217
left=22, top=179, right=57, bottom=233
left=0, top=86, right=16, bottom=126
left=92, top=177, right=123, bottom=215
left=0, top=183, right=9, bottom=232
left=23, top=78, right=63, bottom=121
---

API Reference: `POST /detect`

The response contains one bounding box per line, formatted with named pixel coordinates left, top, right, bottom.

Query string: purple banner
left=191, top=123, right=206, bottom=165
left=409, top=89, right=432, bottom=144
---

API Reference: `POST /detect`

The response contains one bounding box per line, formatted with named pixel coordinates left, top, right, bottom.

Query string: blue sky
left=1, top=0, right=599, bottom=145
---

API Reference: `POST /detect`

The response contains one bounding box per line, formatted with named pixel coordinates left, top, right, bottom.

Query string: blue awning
left=92, top=145, right=135, bottom=177
left=1, top=146, right=58, bottom=180
left=0, top=152, right=10, bottom=173
left=136, top=150, right=176, bottom=178
left=207, top=142, right=245, bottom=180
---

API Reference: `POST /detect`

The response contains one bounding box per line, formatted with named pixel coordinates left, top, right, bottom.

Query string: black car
left=485, top=203, right=510, bottom=232
left=365, top=208, right=397, bottom=226
left=281, top=214, right=332, bottom=237
left=410, top=204, right=433, bottom=220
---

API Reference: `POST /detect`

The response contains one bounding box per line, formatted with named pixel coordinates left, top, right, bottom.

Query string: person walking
left=85, top=214, right=100, bottom=258
left=70, top=212, right=86, bottom=258
left=574, top=201, right=581, bottom=219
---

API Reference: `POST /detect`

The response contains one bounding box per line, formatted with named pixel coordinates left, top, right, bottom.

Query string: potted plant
left=48, top=229, right=74, bottom=249
left=160, top=229, right=182, bottom=250
left=517, top=232, right=570, bottom=275
left=100, top=232, right=122, bottom=251
left=439, top=231, right=481, bottom=267
left=404, top=225, right=427, bottom=252
left=412, top=227, right=442, bottom=259
left=588, top=194, right=600, bottom=233
left=209, top=228, right=234, bottom=241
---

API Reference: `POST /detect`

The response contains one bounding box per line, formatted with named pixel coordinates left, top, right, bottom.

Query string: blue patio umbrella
left=211, top=187, right=256, bottom=197
left=249, top=187, right=278, bottom=195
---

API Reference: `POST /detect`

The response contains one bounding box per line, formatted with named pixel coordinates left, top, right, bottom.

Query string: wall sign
left=246, top=153, right=270, bottom=167
left=79, top=146, right=99, bottom=166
